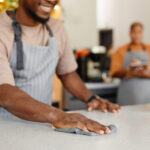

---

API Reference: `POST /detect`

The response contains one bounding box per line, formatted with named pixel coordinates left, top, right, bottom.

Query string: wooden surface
left=52, top=75, right=63, bottom=109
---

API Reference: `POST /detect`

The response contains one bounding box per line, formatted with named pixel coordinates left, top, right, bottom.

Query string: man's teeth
left=40, top=5, right=51, bottom=13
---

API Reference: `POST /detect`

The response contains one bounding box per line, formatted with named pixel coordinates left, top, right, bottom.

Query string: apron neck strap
left=12, top=10, right=22, bottom=42
left=128, top=43, right=146, bottom=52
left=45, top=23, right=53, bottom=37
left=12, top=10, right=24, bottom=70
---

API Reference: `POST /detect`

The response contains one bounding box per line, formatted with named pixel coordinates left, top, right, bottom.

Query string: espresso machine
left=76, top=46, right=110, bottom=82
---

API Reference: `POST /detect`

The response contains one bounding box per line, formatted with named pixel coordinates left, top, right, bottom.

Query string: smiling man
left=0, top=0, right=121, bottom=135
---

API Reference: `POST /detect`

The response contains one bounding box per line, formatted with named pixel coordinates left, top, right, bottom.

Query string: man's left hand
left=88, top=98, right=121, bottom=113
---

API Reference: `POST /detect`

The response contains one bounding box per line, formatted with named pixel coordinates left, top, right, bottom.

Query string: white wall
left=61, top=0, right=98, bottom=50
left=97, top=0, right=150, bottom=48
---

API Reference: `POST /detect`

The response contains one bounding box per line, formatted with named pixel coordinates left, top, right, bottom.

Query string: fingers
left=74, top=115, right=111, bottom=134
left=53, top=120, right=110, bottom=135
left=107, top=102, right=121, bottom=113
left=52, top=113, right=111, bottom=135
left=98, top=101, right=108, bottom=113
left=88, top=107, right=93, bottom=112
left=53, top=120, right=88, bottom=132
left=87, top=100, right=99, bottom=112
left=85, top=120, right=111, bottom=134
left=88, top=98, right=122, bottom=113
left=73, top=121, right=88, bottom=132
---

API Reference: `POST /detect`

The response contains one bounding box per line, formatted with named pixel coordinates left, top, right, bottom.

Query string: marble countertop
left=0, top=104, right=150, bottom=150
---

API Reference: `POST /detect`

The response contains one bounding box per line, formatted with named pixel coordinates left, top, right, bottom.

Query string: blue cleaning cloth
left=54, top=125, right=117, bottom=136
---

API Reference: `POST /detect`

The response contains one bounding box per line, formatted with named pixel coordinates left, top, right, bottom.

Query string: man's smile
left=39, top=4, right=52, bottom=13
left=38, top=1, right=56, bottom=14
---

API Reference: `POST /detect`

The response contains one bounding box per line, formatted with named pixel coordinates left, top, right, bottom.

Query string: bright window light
left=0, top=0, right=4, bottom=2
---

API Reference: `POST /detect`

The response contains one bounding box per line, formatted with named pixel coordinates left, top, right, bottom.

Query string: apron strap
left=11, top=10, right=54, bottom=70
left=12, top=10, right=24, bottom=70
left=45, top=23, right=53, bottom=37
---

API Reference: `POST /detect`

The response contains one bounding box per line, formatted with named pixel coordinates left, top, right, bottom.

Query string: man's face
left=22, top=0, right=58, bottom=23
left=130, top=26, right=144, bottom=45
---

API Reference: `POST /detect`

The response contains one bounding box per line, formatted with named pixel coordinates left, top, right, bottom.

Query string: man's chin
left=27, top=8, right=50, bottom=24
left=36, top=16, right=49, bottom=24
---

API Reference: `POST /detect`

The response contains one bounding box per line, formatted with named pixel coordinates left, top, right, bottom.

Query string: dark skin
left=112, top=25, right=150, bottom=78
left=60, top=72, right=121, bottom=113
left=0, top=0, right=121, bottom=134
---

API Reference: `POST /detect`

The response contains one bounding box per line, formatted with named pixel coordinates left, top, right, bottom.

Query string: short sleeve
left=0, top=40, right=15, bottom=85
left=56, top=25, right=78, bottom=75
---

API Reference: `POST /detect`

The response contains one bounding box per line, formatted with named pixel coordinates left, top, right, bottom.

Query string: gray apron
left=117, top=44, right=150, bottom=106
left=0, top=10, right=59, bottom=113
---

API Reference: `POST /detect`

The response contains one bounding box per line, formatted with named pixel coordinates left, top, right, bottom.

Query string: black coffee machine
left=76, top=46, right=110, bottom=82
left=76, top=29, right=113, bottom=82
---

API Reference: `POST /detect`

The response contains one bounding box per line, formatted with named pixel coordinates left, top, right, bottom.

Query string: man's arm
left=0, top=84, right=62, bottom=123
left=59, top=72, right=93, bottom=103
left=55, top=21, right=121, bottom=112
left=0, top=84, right=110, bottom=134
left=59, top=72, right=121, bottom=113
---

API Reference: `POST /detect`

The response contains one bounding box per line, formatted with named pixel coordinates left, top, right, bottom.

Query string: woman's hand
left=126, top=66, right=150, bottom=79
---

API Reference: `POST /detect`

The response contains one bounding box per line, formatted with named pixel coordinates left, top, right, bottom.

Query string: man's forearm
left=0, top=84, right=62, bottom=123
left=59, top=72, right=93, bottom=103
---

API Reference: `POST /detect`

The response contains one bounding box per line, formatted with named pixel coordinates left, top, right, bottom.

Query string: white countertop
left=0, top=104, right=150, bottom=150
left=85, top=82, right=119, bottom=90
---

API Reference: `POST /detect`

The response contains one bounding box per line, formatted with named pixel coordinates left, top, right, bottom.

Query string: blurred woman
left=110, top=22, right=150, bottom=105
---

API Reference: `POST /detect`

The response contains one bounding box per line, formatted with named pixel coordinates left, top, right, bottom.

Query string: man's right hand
left=0, top=84, right=110, bottom=135
left=52, top=112, right=111, bottom=135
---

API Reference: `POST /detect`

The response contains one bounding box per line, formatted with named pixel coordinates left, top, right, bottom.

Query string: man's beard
left=26, top=8, right=49, bottom=24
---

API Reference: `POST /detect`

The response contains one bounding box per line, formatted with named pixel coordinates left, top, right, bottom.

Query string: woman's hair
left=130, top=22, right=144, bottom=31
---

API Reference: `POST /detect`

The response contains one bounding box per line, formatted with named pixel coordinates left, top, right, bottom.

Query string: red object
left=76, top=49, right=90, bottom=58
